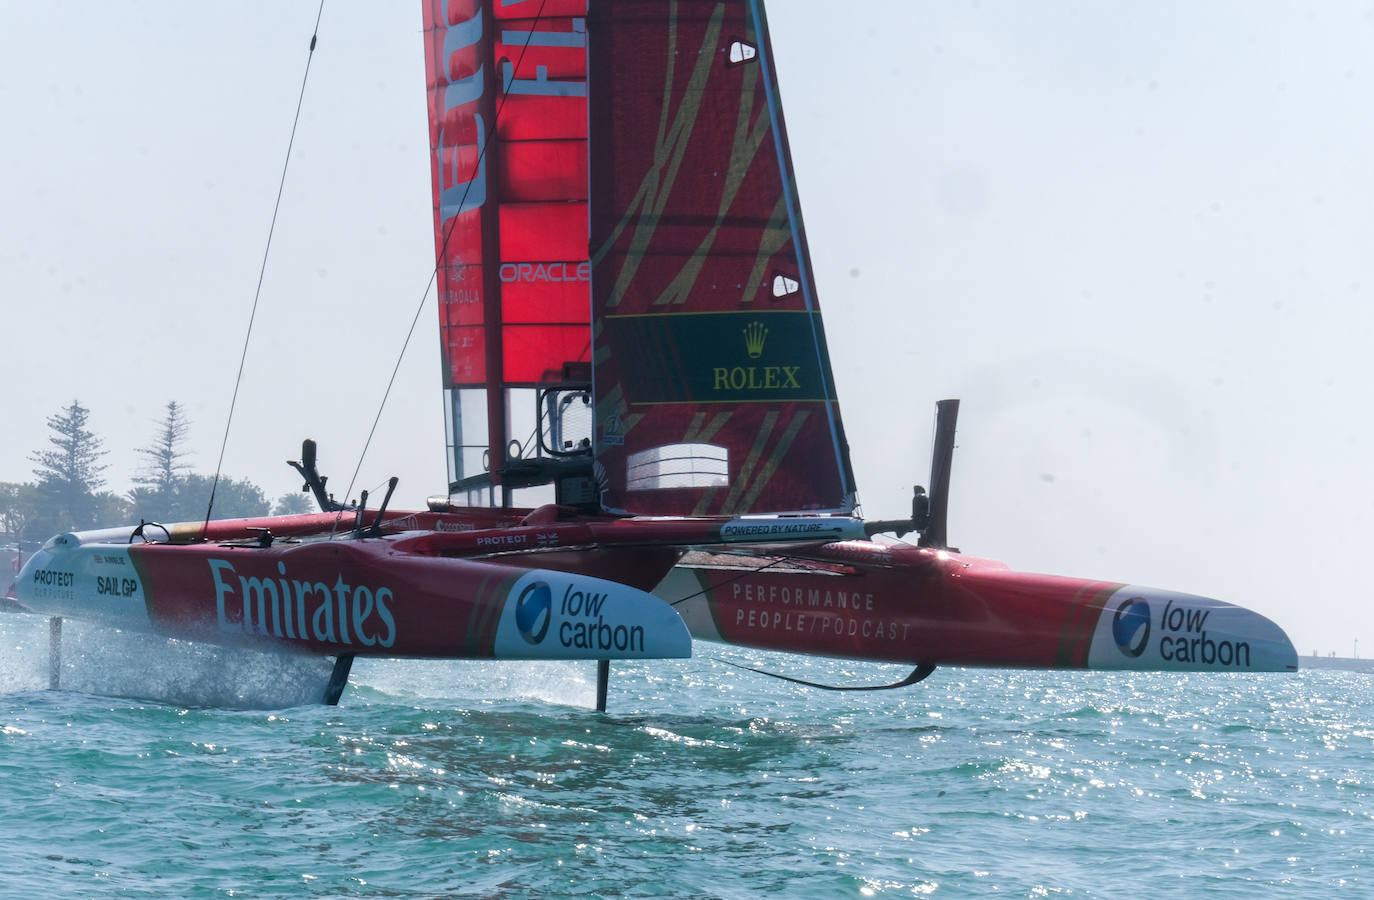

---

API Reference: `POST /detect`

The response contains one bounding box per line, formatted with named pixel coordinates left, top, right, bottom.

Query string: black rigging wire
left=712, top=657, right=936, bottom=691
left=332, top=0, right=553, bottom=526
left=202, top=1, right=327, bottom=538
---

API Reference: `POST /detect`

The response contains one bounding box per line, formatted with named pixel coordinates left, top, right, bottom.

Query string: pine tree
left=30, top=400, right=107, bottom=529
left=134, top=400, right=192, bottom=489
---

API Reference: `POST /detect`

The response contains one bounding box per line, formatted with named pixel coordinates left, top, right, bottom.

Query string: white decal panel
left=18, top=540, right=151, bottom=630
left=1087, top=586, right=1297, bottom=672
left=493, top=570, right=690, bottom=660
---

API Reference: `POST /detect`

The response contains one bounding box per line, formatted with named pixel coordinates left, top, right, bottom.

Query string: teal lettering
left=352, top=586, right=376, bottom=647
left=209, top=559, right=239, bottom=632
left=374, top=587, right=396, bottom=648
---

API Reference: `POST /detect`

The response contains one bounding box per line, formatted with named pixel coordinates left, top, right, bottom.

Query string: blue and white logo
left=515, top=581, right=552, bottom=645
left=1112, top=597, right=1151, bottom=657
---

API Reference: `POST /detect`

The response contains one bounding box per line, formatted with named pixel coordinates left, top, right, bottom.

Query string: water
left=1, top=615, right=1369, bottom=898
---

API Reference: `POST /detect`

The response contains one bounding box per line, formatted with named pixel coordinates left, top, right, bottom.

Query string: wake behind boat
left=13, top=0, right=1296, bottom=709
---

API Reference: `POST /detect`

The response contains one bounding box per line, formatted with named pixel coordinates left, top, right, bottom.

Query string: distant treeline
left=1, top=400, right=312, bottom=543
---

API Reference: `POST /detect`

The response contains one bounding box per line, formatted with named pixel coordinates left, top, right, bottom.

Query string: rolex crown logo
left=743, top=321, right=768, bottom=358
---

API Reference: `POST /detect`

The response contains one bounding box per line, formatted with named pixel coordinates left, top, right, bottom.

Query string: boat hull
left=659, top=542, right=1298, bottom=673
left=15, top=530, right=691, bottom=661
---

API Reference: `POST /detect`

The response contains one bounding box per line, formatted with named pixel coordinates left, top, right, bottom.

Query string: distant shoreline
left=1301, top=656, right=1374, bottom=674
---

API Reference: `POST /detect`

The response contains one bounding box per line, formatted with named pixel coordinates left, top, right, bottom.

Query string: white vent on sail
left=626, top=443, right=728, bottom=491
left=728, top=41, right=758, bottom=64
left=772, top=273, right=800, bottom=298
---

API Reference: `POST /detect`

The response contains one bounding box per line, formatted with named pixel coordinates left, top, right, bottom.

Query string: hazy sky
left=3, top=2, right=1372, bottom=656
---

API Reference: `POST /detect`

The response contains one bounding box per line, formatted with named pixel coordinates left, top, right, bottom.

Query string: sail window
left=728, top=41, right=758, bottom=64
left=772, top=273, right=800, bottom=298
left=626, top=444, right=729, bottom=491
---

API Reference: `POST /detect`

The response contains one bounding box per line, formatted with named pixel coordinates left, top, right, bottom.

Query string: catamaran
left=11, top=0, right=1297, bottom=708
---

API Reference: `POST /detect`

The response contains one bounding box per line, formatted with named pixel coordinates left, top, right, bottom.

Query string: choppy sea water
left=0, top=614, right=1368, bottom=898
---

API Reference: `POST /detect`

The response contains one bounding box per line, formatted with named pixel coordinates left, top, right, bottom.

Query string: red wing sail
left=588, top=0, right=856, bottom=515
left=424, top=0, right=593, bottom=505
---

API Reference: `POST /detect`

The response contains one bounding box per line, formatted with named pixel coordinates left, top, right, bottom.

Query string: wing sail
left=588, top=0, right=856, bottom=515
left=425, top=0, right=855, bottom=514
left=424, top=0, right=593, bottom=506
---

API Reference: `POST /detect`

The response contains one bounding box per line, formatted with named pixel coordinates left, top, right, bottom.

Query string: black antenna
left=369, top=477, right=400, bottom=534
left=353, top=490, right=369, bottom=533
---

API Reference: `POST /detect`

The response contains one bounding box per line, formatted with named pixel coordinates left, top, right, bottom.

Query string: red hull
left=15, top=511, right=700, bottom=662
left=15, top=509, right=1295, bottom=673
left=662, top=542, right=1297, bottom=672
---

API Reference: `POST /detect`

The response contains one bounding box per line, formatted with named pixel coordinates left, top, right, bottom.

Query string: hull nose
left=1086, top=586, right=1297, bottom=672
left=13, top=534, right=153, bottom=631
